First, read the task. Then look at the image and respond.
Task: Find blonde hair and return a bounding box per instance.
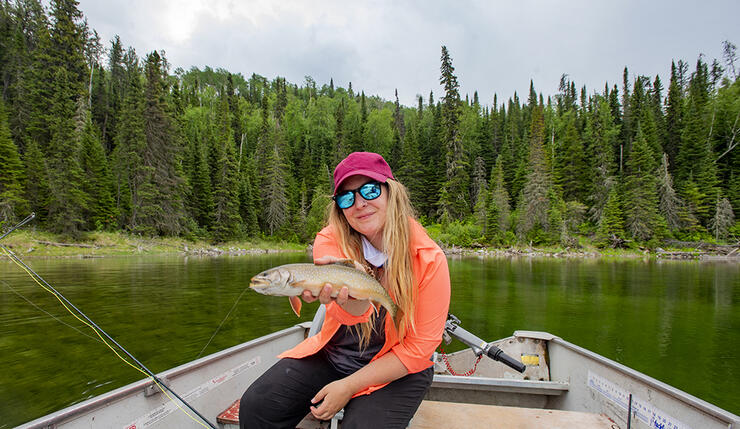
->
[327,179,417,348]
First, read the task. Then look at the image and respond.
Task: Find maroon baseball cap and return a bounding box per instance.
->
[333,152,394,195]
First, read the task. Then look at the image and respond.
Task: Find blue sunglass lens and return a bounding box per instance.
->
[335,192,355,209]
[359,183,381,200]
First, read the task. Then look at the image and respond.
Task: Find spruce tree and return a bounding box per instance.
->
[111,48,143,227]
[262,139,289,235]
[189,132,214,229]
[396,121,424,210]
[305,164,332,239]
[622,126,663,241]
[485,156,510,242]
[238,157,259,237]
[472,156,488,227]
[78,106,117,230]
[211,92,242,241]
[0,101,28,222]
[438,45,469,219]
[664,61,684,171]
[587,98,619,223]
[657,153,683,232]
[517,105,553,241]
[595,187,625,247]
[709,194,735,240]
[556,110,589,202]
[46,70,87,237]
[136,50,186,235]
[22,139,49,222]
[677,58,718,225]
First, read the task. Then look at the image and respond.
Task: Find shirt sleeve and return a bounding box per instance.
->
[391,250,451,373]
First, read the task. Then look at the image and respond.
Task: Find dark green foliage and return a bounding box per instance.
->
[517,105,554,240]
[210,92,241,242]
[439,46,470,219]
[78,108,117,230]
[133,51,187,236]
[0,100,28,222]
[709,194,735,240]
[657,153,683,232]
[664,61,684,171]
[111,48,143,227]
[1,3,737,246]
[587,98,619,222]
[22,138,49,221]
[622,127,664,241]
[485,156,510,242]
[595,188,625,247]
[556,111,589,202]
[46,74,87,237]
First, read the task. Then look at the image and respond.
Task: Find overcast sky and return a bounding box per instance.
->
[78,0,740,108]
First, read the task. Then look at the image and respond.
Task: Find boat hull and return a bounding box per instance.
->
[17,326,740,429]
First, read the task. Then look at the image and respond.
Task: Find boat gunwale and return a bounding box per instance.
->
[18,324,309,429]
[548,335,740,425]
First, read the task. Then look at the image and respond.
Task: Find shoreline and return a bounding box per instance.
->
[0,231,737,262]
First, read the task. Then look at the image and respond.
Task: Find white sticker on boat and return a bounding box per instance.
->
[124,356,261,429]
[588,371,692,429]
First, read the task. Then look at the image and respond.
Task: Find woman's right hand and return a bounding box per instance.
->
[301,283,350,306]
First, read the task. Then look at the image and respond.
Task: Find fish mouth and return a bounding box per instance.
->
[249,276,270,290]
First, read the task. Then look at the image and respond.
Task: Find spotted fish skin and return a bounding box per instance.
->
[249,263,397,319]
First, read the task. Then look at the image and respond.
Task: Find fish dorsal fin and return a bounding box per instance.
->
[329,259,356,269]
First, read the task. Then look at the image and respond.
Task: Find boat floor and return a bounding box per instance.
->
[219,399,617,429]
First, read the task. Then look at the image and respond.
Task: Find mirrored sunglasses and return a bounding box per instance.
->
[333,181,382,209]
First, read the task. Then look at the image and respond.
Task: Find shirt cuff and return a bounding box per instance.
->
[391,342,436,374]
[325,301,373,325]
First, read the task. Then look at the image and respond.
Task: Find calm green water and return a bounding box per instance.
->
[0,254,738,426]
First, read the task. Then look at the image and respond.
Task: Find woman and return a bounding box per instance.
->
[240,152,450,429]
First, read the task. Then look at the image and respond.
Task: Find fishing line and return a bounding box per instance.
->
[0,215,217,429]
[196,284,249,359]
[0,279,102,343]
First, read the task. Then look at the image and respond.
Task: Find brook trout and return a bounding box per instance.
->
[249,261,398,320]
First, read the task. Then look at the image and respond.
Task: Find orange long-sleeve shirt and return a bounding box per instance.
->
[277,218,450,396]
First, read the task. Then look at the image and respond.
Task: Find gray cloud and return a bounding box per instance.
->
[79,0,740,107]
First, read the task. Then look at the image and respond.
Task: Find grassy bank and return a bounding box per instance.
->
[0,230,306,258]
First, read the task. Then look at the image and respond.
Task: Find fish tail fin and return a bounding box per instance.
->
[391,303,401,332]
[289,296,302,317]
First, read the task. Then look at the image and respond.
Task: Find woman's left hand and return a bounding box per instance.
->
[310,379,355,421]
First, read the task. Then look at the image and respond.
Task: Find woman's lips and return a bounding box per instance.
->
[356,212,374,221]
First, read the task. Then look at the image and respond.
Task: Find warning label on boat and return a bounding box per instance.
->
[124,355,261,429]
[588,371,691,429]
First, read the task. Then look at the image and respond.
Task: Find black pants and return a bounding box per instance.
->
[239,352,433,429]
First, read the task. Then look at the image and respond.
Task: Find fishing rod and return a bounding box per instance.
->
[0,214,217,429]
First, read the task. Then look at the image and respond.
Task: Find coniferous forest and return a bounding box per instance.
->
[1,0,739,248]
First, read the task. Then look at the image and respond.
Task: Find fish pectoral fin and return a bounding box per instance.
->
[329,259,357,269]
[289,296,302,317]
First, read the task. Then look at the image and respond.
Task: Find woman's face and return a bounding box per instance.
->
[339,174,388,243]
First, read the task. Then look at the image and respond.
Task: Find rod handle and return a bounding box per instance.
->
[486,345,526,373]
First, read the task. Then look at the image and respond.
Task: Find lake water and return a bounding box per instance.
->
[0,253,738,426]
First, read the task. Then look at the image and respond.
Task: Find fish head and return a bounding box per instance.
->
[249,267,301,296]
